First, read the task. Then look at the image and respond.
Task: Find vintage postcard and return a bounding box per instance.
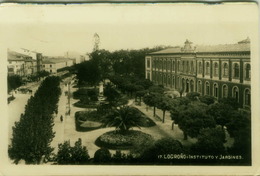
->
[0,2,259,175]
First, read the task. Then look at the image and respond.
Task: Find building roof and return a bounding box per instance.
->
[149,39,250,55]
[42,57,74,64]
[8,50,35,61]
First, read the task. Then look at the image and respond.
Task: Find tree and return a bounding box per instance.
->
[186,92,200,101]
[8,75,23,93]
[104,83,121,105]
[157,96,173,123]
[76,60,101,87]
[219,97,240,110]
[135,90,148,105]
[143,93,161,117]
[207,103,232,129]
[89,49,113,79]
[199,95,216,105]
[8,76,61,164]
[191,127,226,155]
[177,102,216,140]
[56,138,90,165]
[226,109,251,164]
[140,137,183,164]
[170,97,191,130]
[102,106,143,133]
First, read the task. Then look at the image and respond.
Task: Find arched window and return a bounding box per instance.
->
[178,61,180,71]
[187,61,189,73]
[190,80,194,92]
[222,84,228,98]
[172,76,175,87]
[182,78,185,90]
[205,62,210,75]
[172,61,175,71]
[168,75,171,86]
[214,63,219,77]
[163,74,167,85]
[213,83,218,98]
[146,72,150,80]
[223,63,228,77]
[198,62,202,74]
[245,64,251,80]
[167,60,171,71]
[158,73,163,84]
[205,82,210,95]
[244,89,251,106]
[164,60,167,70]
[197,81,202,93]
[233,63,240,78]
[191,61,194,73]
[147,59,150,68]
[232,87,239,102]
[182,61,185,72]
[186,80,190,93]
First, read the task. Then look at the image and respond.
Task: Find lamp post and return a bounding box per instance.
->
[68,81,70,115]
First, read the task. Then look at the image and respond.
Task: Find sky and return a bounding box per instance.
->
[0,3,258,56]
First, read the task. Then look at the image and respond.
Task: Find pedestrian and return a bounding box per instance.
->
[60,115,63,122]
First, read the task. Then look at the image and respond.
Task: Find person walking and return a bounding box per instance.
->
[60,115,63,122]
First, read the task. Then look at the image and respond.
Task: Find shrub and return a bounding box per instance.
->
[56,138,90,165]
[73,101,99,109]
[94,148,111,164]
[8,96,15,104]
[111,150,135,164]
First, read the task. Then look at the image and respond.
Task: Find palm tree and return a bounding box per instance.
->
[102,106,143,133]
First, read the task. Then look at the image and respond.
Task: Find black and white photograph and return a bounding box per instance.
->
[0,2,259,175]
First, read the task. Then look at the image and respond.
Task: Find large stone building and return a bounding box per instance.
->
[7,49,43,76]
[145,38,251,108]
[42,57,75,74]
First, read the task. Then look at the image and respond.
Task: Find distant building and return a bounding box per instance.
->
[42,57,75,73]
[145,38,250,108]
[64,51,88,64]
[7,49,43,76]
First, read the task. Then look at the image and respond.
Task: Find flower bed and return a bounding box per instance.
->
[95,130,154,150]
[73,101,99,109]
[75,111,103,132]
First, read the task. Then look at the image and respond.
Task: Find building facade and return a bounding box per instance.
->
[7,49,43,77]
[145,38,251,108]
[42,57,75,73]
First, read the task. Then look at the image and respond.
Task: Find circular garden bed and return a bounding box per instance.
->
[95,130,154,150]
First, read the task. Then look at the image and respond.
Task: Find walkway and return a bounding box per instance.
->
[130,101,197,146]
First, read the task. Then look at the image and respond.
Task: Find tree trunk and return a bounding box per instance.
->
[172,122,174,130]
[153,106,156,117]
[162,110,165,123]
[183,132,188,140]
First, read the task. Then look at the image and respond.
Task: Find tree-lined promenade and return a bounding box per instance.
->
[8,46,251,165]
[9,76,61,164]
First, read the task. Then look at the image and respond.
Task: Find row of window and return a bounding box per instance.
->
[198,62,251,79]
[148,72,250,106]
[197,81,250,106]
[147,58,251,80]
